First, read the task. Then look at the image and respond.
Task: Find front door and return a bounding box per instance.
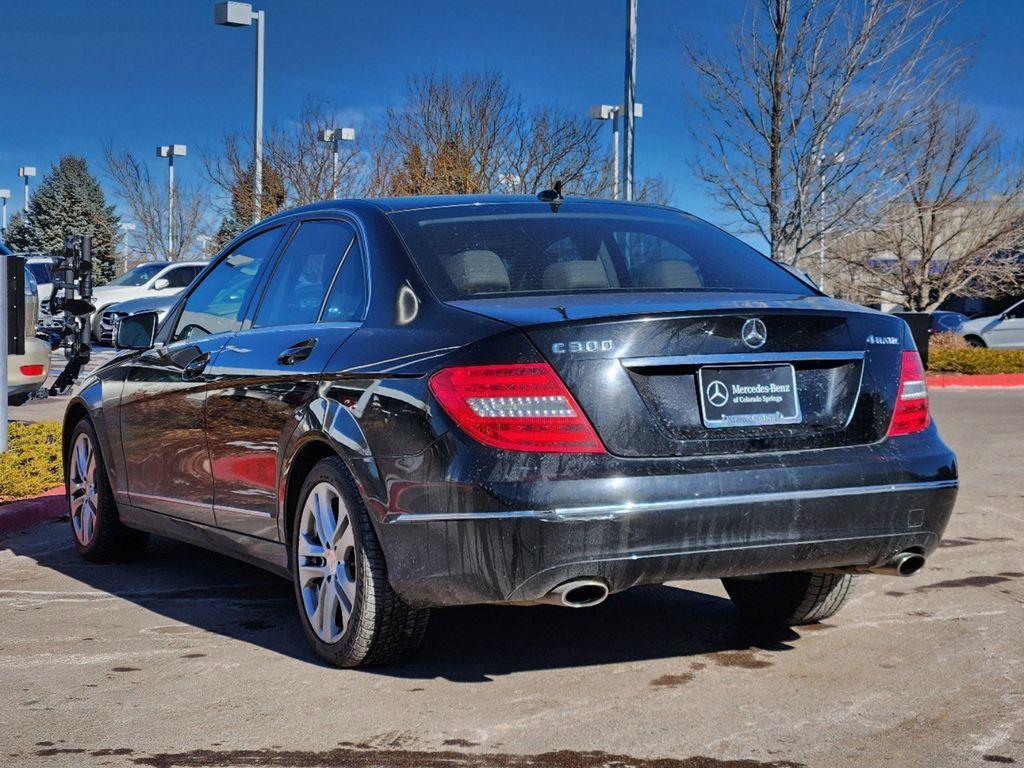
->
[988,301,1024,348]
[119,226,286,522]
[205,219,367,539]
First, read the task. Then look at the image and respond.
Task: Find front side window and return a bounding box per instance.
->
[1006,301,1024,320]
[173,228,282,342]
[254,220,355,328]
[388,203,813,300]
[162,265,202,288]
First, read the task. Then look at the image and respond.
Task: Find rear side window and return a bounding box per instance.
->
[321,239,366,323]
[254,220,355,328]
[389,204,812,300]
[173,227,282,342]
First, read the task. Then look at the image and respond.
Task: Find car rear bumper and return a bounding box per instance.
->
[372,429,958,607]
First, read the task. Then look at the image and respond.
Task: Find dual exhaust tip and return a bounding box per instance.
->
[542,552,926,608]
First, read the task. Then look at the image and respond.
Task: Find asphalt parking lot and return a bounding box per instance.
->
[1,389,1022,768]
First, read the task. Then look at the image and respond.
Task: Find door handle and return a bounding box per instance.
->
[277,338,317,366]
[181,352,211,381]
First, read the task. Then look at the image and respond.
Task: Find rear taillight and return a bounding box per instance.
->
[429,363,605,453]
[887,350,930,437]
[19,365,45,377]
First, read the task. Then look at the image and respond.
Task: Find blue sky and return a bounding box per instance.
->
[0,0,1021,245]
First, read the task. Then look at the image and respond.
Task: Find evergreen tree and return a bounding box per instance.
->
[8,156,120,284]
[2,211,33,251]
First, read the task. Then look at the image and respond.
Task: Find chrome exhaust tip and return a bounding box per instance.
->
[549,579,609,608]
[870,551,926,577]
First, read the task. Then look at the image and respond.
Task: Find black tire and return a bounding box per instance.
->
[291,456,429,667]
[965,336,986,348]
[66,418,149,563]
[723,571,854,626]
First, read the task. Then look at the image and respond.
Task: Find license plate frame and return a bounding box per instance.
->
[697,364,802,429]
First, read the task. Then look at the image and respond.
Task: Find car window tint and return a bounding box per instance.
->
[164,266,199,288]
[389,205,812,299]
[321,238,367,323]
[254,221,355,328]
[173,228,282,342]
[1007,302,1024,319]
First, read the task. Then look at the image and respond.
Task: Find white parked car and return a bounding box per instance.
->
[958,299,1024,348]
[90,261,206,342]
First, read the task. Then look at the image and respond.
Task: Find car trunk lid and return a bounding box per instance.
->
[449,292,907,457]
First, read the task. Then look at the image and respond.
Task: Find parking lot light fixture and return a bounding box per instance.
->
[215,2,265,224]
[0,189,10,230]
[119,222,136,271]
[589,105,620,199]
[156,146,187,255]
[317,127,356,198]
[18,166,36,211]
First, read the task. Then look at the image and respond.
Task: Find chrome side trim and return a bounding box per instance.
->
[387,479,958,524]
[621,351,864,369]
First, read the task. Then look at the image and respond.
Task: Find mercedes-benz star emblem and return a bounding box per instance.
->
[741,318,767,349]
[706,380,729,408]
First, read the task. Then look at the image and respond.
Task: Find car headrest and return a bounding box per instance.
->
[541,261,610,290]
[638,260,702,289]
[444,250,511,293]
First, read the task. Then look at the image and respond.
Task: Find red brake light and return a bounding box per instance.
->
[429,363,605,453]
[19,364,45,377]
[887,350,930,437]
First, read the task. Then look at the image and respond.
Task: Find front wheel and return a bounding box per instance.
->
[723,571,854,626]
[291,456,429,667]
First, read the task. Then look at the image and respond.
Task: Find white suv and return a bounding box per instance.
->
[90,261,206,343]
[958,299,1024,348]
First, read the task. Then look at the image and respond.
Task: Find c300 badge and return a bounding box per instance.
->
[551,340,614,354]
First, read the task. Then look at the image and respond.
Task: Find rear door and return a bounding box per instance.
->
[119,226,286,522]
[204,218,368,539]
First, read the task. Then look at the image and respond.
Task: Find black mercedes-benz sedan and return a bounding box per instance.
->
[62,194,958,666]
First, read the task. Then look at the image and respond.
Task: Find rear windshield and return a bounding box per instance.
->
[388,203,813,300]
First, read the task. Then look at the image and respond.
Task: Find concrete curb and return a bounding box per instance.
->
[0,486,66,537]
[928,373,1024,388]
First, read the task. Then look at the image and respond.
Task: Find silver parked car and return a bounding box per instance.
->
[958,299,1024,347]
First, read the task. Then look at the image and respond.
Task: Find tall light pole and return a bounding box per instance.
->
[197,234,213,255]
[119,222,136,273]
[215,2,265,224]
[317,127,355,199]
[589,105,620,199]
[157,145,187,255]
[816,151,844,292]
[623,0,638,201]
[589,103,642,200]
[0,189,10,230]
[18,166,36,211]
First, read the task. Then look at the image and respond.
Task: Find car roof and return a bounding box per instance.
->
[258,194,680,222]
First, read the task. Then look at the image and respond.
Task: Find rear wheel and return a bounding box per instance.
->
[66,419,149,562]
[723,571,854,626]
[291,456,429,667]
[965,335,986,348]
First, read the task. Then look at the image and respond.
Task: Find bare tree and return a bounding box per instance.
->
[686,0,960,264]
[830,101,1024,311]
[203,98,363,231]
[367,71,619,198]
[103,144,209,262]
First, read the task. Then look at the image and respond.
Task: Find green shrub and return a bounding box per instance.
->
[0,421,63,503]
[928,348,1024,375]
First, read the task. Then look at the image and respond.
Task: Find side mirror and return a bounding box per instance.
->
[152,278,170,290]
[115,311,159,350]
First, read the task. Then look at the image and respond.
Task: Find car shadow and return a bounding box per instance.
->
[4,522,802,682]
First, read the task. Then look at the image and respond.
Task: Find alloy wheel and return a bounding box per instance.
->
[68,433,98,546]
[297,481,357,643]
